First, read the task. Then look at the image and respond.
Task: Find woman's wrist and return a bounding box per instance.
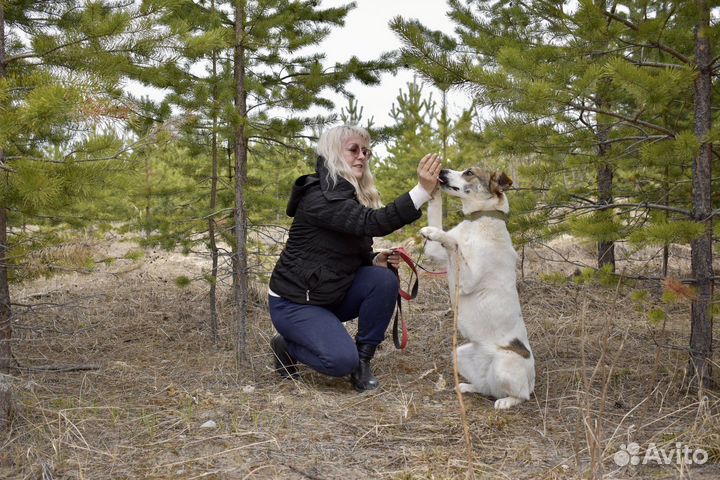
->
[409,183,433,209]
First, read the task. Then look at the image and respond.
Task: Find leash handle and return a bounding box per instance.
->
[386,246,447,350]
[392,247,419,300]
[388,247,418,350]
[391,294,409,350]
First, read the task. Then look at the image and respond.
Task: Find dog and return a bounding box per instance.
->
[420,167,535,409]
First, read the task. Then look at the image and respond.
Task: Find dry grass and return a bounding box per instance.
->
[1,238,719,479]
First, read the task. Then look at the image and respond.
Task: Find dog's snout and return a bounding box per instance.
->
[439,169,449,183]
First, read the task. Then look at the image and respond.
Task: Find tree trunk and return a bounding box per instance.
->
[0,207,10,375]
[663,165,670,277]
[208,15,220,344]
[689,0,714,389]
[0,206,14,431]
[0,1,12,374]
[596,162,615,270]
[227,142,233,180]
[440,88,449,226]
[595,87,615,272]
[233,1,249,365]
[0,375,13,431]
[144,156,152,238]
[0,2,16,431]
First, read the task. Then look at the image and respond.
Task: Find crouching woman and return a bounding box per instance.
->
[268,125,441,391]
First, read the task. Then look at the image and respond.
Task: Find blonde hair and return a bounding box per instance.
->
[316,125,382,208]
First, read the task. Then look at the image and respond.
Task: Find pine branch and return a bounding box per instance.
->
[5,2,165,66]
[250,135,309,152]
[7,210,110,223]
[578,202,691,217]
[531,241,595,271]
[199,208,234,220]
[11,136,155,164]
[570,102,677,137]
[5,35,101,64]
[602,10,689,64]
[708,207,720,219]
[628,60,685,69]
[602,9,641,32]
[600,135,668,145]
[517,185,692,217]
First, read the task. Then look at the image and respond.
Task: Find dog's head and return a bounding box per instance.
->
[439,167,513,214]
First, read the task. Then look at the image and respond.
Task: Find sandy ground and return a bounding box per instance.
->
[1,234,719,479]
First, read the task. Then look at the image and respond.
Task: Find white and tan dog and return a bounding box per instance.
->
[420,167,535,409]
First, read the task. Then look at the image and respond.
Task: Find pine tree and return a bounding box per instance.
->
[393,2,624,271]
[131,0,394,361]
[0,0,10,430]
[228,0,394,362]
[340,97,374,129]
[393,1,717,389]
[0,0,169,428]
[688,0,714,389]
[233,0,250,364]
[584,0,716,390]
[372,79,482,245]
[375,81,440,202]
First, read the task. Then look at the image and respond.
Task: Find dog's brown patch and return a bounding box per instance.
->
[465,166,512,198]
[499,338,531,359]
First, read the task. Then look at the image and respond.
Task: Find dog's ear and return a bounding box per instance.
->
[490,172,513,196]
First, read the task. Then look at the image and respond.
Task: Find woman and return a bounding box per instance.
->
[268,125,441,391]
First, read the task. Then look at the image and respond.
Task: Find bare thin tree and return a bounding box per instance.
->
[0,1,16,431]
[208,0,221,344]
[233,0,249,364]
[689,0,714,389]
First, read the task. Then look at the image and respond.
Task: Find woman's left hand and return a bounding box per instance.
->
[374,250,401,269]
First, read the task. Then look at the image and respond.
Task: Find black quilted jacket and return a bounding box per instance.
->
[269,157,422,306]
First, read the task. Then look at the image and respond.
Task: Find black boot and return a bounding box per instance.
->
[270,334,299,379]
[350,343,379,392]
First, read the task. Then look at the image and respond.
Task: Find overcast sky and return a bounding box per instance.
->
[319,0,464,127]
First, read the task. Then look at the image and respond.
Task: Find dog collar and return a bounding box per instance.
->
[466,210,507,221]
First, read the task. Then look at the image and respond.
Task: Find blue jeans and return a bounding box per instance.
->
[268,266,399,377]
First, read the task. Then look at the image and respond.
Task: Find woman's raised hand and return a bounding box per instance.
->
[417,153,442,195]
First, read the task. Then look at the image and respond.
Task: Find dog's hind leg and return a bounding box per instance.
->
[456,343,492,396]
[489,356,532,409]
[459,382,482,394]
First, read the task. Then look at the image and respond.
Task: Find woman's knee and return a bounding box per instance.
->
[370,266,400,291]
[321,348,359,377]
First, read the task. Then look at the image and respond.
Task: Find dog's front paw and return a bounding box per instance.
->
[420,226,443,242]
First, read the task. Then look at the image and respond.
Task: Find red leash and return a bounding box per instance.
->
[387,247,446,350]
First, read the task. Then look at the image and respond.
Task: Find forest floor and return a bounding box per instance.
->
[1,232,720,479]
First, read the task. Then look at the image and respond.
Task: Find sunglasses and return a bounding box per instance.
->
[347,144,372,159]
